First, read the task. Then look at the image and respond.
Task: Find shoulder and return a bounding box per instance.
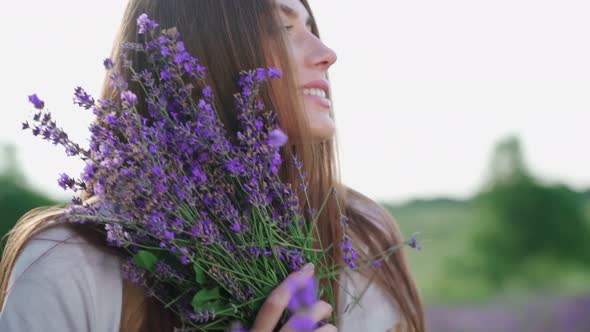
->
[338,271,401,332]
[0,221,123,331]
[6,221,124,291]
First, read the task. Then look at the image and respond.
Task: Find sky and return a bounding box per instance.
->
[0,0,588,204]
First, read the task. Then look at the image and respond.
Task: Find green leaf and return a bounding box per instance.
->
[204,300,225,312]
[193,262,206,285]
[191,287,221,309]
[133,250,158,272]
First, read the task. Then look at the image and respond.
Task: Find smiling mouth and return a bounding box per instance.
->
[301,92,331,109]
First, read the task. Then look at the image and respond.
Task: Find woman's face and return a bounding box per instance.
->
[276,0,338,140]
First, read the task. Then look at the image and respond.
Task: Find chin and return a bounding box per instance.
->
[310,126,335,141]
[305,106,336,140]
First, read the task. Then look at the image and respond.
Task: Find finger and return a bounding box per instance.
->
[302,300,333,322]
[251,263,315,332]
[315,323,338,332]
[281,301,333,332]
[281,314,314,332]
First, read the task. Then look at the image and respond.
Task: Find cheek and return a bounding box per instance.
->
[287,41,306,77]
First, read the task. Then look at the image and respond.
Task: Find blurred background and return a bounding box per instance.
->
[1,0,589,331]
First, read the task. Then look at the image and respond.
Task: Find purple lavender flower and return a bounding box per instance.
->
[73,86,95,110]
[267,67,283,79]
[186,309,216,323]
[28,94,44,109]
[109,71,129,92]
[267,128,288,148]
[137,13,159,34]
[180,255,190,265]
[103,57,115,70]
[190,164,207,183]
[202,85,213,100]
[31,126,40,136]
[297,276,318,307]
[105,223,129,247]
[288,315,316,332]
[121,90,138,108]
[154,261,183,283]
[225,158,245,176]
[122,257,147,285]
[288,275,319,312]
[285,276,322,332]
[57,173,76,191]
[407,231,422,251]
[341,236,358,269]
[269,151,282,174]
[160,68,172,80]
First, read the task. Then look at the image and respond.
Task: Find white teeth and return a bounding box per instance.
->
[301,88,327,99]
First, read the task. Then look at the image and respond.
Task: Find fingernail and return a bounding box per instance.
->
[299,263,314,275]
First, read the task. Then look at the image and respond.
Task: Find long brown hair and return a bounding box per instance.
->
[0,1,424,331]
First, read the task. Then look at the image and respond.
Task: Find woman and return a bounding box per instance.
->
[0,0,425,331]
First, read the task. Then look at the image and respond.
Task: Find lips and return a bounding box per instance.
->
[302,93,331,109]
[299,79,330,95]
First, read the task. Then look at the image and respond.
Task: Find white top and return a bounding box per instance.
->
[0,223,400,331]
[338,272,401,332]
[0,223,123,331]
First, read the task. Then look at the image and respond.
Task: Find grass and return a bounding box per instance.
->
[381,195,590,304]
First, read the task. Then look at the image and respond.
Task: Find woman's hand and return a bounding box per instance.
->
[250,263,337,332]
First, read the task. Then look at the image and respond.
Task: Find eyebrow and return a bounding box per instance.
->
[278,3,314,28]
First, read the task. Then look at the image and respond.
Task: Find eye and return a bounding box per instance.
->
[284,25,294,32]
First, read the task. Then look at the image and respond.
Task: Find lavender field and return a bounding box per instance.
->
[388,191,590,332]
[425,292,590,331]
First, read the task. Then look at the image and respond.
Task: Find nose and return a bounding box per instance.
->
[307,38,338,71]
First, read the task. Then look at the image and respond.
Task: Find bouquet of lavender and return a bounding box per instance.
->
[22,14,420,331]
